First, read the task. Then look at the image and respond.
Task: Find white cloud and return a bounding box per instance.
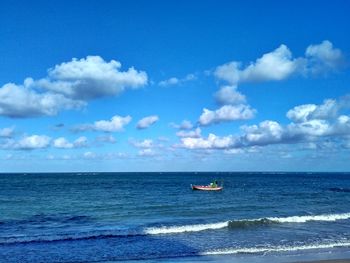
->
[53,136,88,149]
[287,99,339,123]
[214,41,343,86]
[170,120,194,130]
[181,133,235,149]
[224,148,244,155]
[136,115,159,129]
[0,127,14,137]
[199,105,255,126]
[215,45,301,85]
[138,148,156,156]
[240,45,300,82]
[242,120,284,146]
[131,139,154,148]
[176,127,201,138]
[159,74,196,87]
[6,135,51,150]
[286,104,317,123]
[215,62,241,85]
[95,134,116,144]
[74,115,131,132]
[182,95,350,151]
[0,83,85,118]
[159,77,179,86]
[333,115,350,135]
[214,85,246,105]
[0,56,147,118]
[287,119,331,137]
[305,40,344,74]
[37,56,148,100]
[94,115,132,132]
[73,136,88,147]
[83,151,96,159]
[53,137,73,149]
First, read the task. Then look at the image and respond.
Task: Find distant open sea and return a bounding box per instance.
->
[1,172,350,263]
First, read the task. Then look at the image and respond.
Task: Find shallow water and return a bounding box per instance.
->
[0,172,350,262]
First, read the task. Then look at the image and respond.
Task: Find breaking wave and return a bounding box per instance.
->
[145,212,350,235]
[202,241,350,255]
[144,221,228,235]
[2,212,350,245]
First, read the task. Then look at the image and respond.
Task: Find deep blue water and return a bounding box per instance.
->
[1,172,350,262]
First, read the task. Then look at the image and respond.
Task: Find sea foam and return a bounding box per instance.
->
[145,212,350,235]
[202,241,350,255]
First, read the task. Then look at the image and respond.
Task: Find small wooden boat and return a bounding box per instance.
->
[191,184,223,191]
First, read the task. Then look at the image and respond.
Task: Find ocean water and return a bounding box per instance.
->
[0,172,350,262]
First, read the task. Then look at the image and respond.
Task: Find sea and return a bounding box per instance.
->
[1,172,350,263]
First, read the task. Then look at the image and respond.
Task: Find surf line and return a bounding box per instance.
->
[144,212,350,235]
[202,241,350,255]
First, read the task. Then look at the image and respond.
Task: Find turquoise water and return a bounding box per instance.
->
[1,172,350,262]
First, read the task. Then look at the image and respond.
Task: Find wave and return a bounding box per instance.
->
[144,221,228,235]
[146,212,350,235]
[2,212,350,245]
[265,213,350,223]
[202,241,350,255]
[0,231,145,245]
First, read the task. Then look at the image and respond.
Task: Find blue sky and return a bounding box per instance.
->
[0,0,350,172]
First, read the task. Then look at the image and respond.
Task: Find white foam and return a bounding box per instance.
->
[266,213,350,223]
[144,221,229,235]
[143,212,350,235]
[202,241,350,255]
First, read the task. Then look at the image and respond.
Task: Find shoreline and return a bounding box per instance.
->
[295,260,350,263]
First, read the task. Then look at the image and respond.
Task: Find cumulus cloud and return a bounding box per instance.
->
[239,110,349,148]
[0,83,85,118]
[240,44,300,82]
[136,115,159,129]
[214,40,343,86]
[181,133,235,149]
[0,127,14,137]
[199,105,256,126]
[73,136,88,147]
[18,135,51,150]
[53,137,73,149]
[53,136,88,149]
[158,74,196,87]
[170,120,194,130]
[287,119,331,138]
[287,99,339,123]
[242,121,284,146]
[74,115,132,132]
[95,134,116,144]
[0,56,147,118]
[214,62,241,85]
[37,56,148,100]
[176,127,201,138]
[2,135,51,150]
[138,148,156,156]
[214,85,246,105]
[130,139,154,148]
[305,40,344,74]
[215,45,301,85]
[95,115,132,132]
[181,95,350,150]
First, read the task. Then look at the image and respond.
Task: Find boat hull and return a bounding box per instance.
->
[191,185,223,191]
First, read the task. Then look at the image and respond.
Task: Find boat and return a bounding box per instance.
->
[191,184,223,191]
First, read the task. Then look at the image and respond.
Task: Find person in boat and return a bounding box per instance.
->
[210,180,218,188]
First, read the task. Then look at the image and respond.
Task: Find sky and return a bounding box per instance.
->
[0,0,350,172]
